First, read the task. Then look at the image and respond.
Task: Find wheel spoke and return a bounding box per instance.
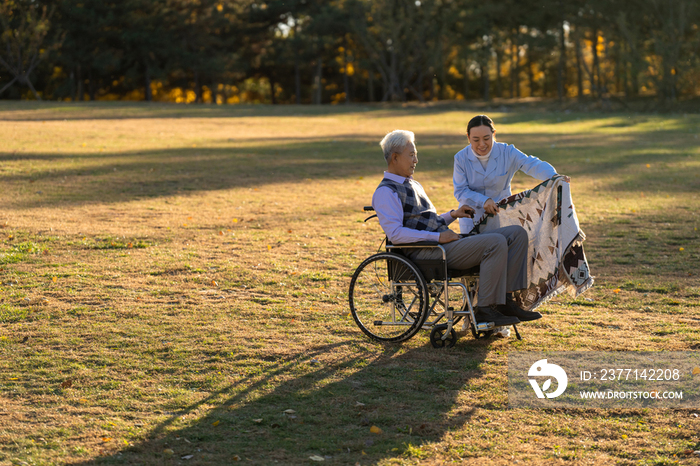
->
[349,253,428,342]
[397,296,420,323]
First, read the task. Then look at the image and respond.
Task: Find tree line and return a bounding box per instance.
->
[1,0,698,105]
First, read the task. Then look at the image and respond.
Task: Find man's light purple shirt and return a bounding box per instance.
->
[371,171,456,244]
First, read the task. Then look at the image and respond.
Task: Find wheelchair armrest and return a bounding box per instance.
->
[386,241,440,248]
[386,242,446,263]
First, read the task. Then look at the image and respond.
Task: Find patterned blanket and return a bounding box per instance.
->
[472,176,594,311]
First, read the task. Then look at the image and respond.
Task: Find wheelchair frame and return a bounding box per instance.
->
[348,207,522,347]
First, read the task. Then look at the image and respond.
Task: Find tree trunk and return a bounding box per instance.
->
[416,68,423,100]
[269,74,277,104]
[211,82,218,104]
[381,73,388,102]
[495,49,502,98]
[194,71,202,103]
[439,53,447,100]
[591,30,600,98]
[221,85,229,104]
[314,59,322,105]
[368,69,374,102]
[557,21,566,102]
[613,39,621,95]
[428,68,435,101]
[20,74,41,100]
[77,64,84,101]
[88,69,96,101]
[389,47,403,101]
[514,43,521,97]
[294,24,301,104]
[527,49,535,97]
[630,50,639,97]
[542,66,549,97]
[463,62,469,100]
[0,76,19,97]
[69,69,76,101]
[575,34,584,101]
[623,52,630,98]
[294,59,301,104]
[600,37,608,96]
[482,61,490,101]
[351,66,357,103]
[510,37,517,98]
[626,62,636,100]
[343,39,350,103]
[144,62,152,102]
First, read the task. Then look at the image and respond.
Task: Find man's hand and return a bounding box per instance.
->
[451,205,475,218]
[484,198,500,215]
[439,230,460,243]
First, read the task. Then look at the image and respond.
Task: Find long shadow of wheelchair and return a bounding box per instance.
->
[78,339,493,465]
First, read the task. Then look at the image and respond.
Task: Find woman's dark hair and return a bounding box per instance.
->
[467,115,495,136]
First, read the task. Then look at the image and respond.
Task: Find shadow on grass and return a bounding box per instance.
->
[1,133,465,211]
[497,111,700,128]
[7,97,697,123]
[0,101,485,122]
[77,340,489,465]
[3,105,698,211]
[3,126,698,211]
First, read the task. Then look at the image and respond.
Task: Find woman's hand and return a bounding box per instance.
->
[561,175,571,183]
[451,205,475,218]
[483,198,500,215]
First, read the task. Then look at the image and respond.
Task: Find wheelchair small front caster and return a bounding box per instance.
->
[430,324,457,348]
[476,329,494,339]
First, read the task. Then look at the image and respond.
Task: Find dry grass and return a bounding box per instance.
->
[0,101,699,465]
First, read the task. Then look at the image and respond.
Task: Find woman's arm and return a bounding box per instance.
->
[509,145,558,180]
[453,151,490,208]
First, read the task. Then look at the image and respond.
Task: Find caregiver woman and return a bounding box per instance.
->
[453,114,570,234]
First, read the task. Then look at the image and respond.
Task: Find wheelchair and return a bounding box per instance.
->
[348,206,522,348]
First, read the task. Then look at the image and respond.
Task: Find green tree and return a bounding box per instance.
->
[0,0,59,99]
[616,0,698,103]
[53,0,124,101]
[348,0,442,102]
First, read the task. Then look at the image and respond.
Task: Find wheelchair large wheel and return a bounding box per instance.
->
[349,253,429,342]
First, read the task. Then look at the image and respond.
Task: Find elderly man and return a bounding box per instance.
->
[372,130,542,326]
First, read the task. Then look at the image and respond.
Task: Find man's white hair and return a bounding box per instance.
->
[379,130,415,162]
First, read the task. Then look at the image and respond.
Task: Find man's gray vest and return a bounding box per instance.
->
[378,178,448,234]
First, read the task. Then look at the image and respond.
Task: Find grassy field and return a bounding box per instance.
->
[1,101,699,465]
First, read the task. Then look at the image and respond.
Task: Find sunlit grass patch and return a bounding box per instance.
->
[0,241,48,265]
[81,237,152,250]
[0,303,29,323]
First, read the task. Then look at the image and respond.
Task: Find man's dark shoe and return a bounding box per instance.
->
[500,299,542,322]
[474,305,520,326]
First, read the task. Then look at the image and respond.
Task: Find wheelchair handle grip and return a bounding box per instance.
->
[364,206,375,212]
